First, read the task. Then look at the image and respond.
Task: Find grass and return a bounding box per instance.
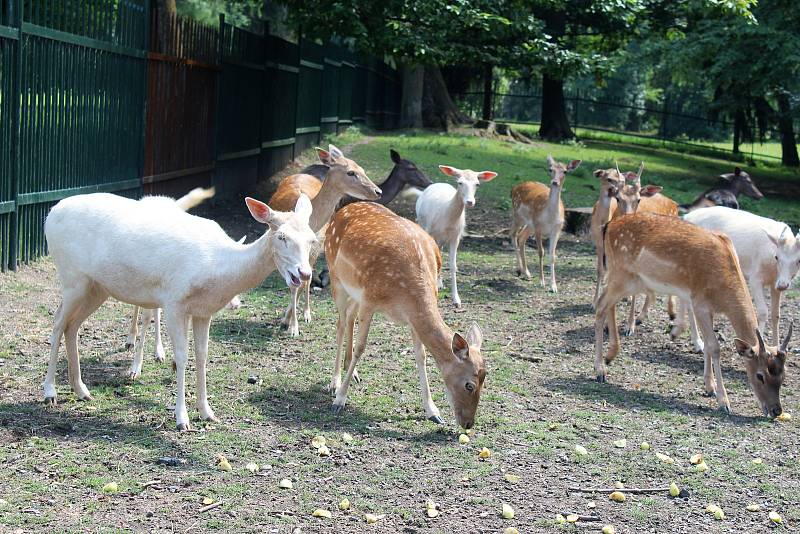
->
[0,127,798,532]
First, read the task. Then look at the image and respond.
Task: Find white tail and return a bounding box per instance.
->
[400,186,424,200]
[174,186,216,211]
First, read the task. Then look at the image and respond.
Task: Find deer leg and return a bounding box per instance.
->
[517,226,531,279]
[695,308,728,412]
[330,295,356,394]
[449,237,461,307]
[535,230,545,287]
[595,280,624,381]
[332,309,374,414]
[44,283,92,403]
[593,247,605,309]
[666,295,677,321]
[770,286,781,345]
[164,310,191,431]
[192,315,218,422]
[411,328,442,424]
[303,280,312,323]
[547,229,560,293]
[750,280,768,334]
[636,291,655,326]
[129,307,153,380]
[625,294,638,336]
[126,306,140,349]
[687,301,704,354]
[64,283,108,401]
[510,212,520,252]
[153,308,166,362]
[282,285,301,337]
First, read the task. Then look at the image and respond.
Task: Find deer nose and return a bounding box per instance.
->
[465,200,475,208]
[299,268,312,281]
[373,186,382,196]
[777,282,790,291]
[462,420,474,430]
[771,405,783,418]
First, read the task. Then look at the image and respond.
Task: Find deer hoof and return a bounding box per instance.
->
[704,390,716,398]
[176,422,192,432]
[623,328,634,337]
[128,371,140,381]
[330,403,344,416]
[44,396,57,405]
[635,318,643,326]
[595,374,607,383]
[125,341,134,350]
[428,415,444,425]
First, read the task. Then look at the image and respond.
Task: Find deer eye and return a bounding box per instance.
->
[756,372,766,384]
[277,235,287,243]
[347,170,355,176]
[465,382,475,392]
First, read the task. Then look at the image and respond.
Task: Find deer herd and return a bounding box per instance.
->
[40,142,796,431]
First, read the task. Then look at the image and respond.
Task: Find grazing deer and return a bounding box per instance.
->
[268,144,380,336]
[595,212,790,417]
[510,156,581,292]
[682,206,800,344]
[680,167,764,212]
[44,193,317,430]
[325,202,487,428]
[415,165,497,307]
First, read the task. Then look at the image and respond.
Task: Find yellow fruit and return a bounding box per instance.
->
[426,508,439,518]
[501,503,515,519]
[101,482,118,494]
[504,528,520,534]
[567,514,579,523]
[602,526,616,534]
[695,461,710,472]
[548,422,559,431]
[458,434,470,445]
[555,514,566,524]
[746,504,760,512]
[504,473,520,484]
[245,462,259,473]
[365,513,379,524]
[278,478,293,489]
[478,447,491,459]
[202,497,214,505]
[609,491,626,503]
[342,432,354,444]
[640,442,650,450]
[714,508,725,520]
[318,445,331,457]
[614,481,624,489]
[655,452,674,464]
[613,439,627,448]
[690,453,703,465]
[217,456,232,472]
[669,482,680,497]
[311,436,326,449]
[574,445,588,456]
[769,511,782,523]
[339,498,350,511]
[706,503,720,514]
[752,458,763,465]
[312,509,332,518]
[775,412,791,422]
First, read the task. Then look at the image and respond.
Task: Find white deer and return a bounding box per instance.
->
[414,165,497,307]
[44,192,316,430]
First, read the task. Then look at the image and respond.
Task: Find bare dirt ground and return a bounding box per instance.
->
[1,140,799,534]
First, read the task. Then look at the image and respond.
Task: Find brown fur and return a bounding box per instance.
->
[268,174,322,212]
[511,182,563,221]
[325,202,486,428]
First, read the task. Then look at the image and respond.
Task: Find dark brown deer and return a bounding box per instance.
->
[680,167,764,212]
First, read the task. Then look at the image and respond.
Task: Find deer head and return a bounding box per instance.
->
[720,167,764,200]
[442,323,487,429]
[735,325,791,417]
[439,165,497,208]
[766,227,800,291]
[614,162,662,214]
[546,155,581,187]
[319,144,381,200]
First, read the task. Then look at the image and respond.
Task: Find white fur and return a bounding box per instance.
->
[43,192,316,430]
[683,206,800,343]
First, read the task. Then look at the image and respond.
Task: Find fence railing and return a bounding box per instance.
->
[0,2,401,271]
[454,91,791,163]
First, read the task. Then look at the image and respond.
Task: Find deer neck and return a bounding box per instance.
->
[309,181,343,232]
[596,191,614,220]
[545,183,562,218]
[410,310,457,371]
[214,232,277,297]
[375,166,403,205]
[447,188,466,220]
[722,281,760,347]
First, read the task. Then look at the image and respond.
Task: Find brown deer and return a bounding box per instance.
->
[590,168,625,304]
[325,202,486,429]
[268,145,380,336]
[595,212,790,417]
[510,156,581,293]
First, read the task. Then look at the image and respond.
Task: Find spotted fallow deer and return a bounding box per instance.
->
[325,202,487,429]
[510,156,581,293]
[590,168,625,304]
[268,144,380,336]
[609,164,679,335]
[595,212,790,417]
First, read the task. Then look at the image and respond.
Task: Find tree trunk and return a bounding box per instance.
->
[539,73,574,141]
[422,66,470,130]
[399,66,424,129]
[482,64,493,121]
[159,0,176,13]
[776,93,799,167]
[733,108,745,154]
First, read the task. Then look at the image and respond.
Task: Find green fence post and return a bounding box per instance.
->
[9,0,22,271]
[138,0,150,198]
[213,13,224,190]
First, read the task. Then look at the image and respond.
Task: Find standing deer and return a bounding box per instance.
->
[268,144,380,336]
[595,212,790,417]
[680,167,764,212]
[415,165,497,307]
[325,202,487,428]
[44,193,317,430]
[590,168,625,304]
[510,156,581,292]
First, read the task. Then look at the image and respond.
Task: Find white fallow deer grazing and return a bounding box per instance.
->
[415,165,497,307]
[510,156,581,292]
[268,144,380,336]
[44,192,317,430]
[595,212,790,417]
[680,206,800,345]
[325,202,487,428]
[608,164,679,335]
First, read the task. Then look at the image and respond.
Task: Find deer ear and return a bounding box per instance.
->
[451,332,469,360]
[294,193,313,222]
[390,149,401,164]
[734,338,755,358]
[477,171,497,182]
[546,154,555,168]
[640,185,662,197]
[315,147,332,165]
[466,322,483,349]
[439,165,460,177]
[623,171,638,181]
[567,159,581,171]
[734,167,742,176]
[245,197,272,224]
[328,144,345,162]
[593,169,606,178]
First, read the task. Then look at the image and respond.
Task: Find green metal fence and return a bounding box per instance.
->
[0,4,401,271]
